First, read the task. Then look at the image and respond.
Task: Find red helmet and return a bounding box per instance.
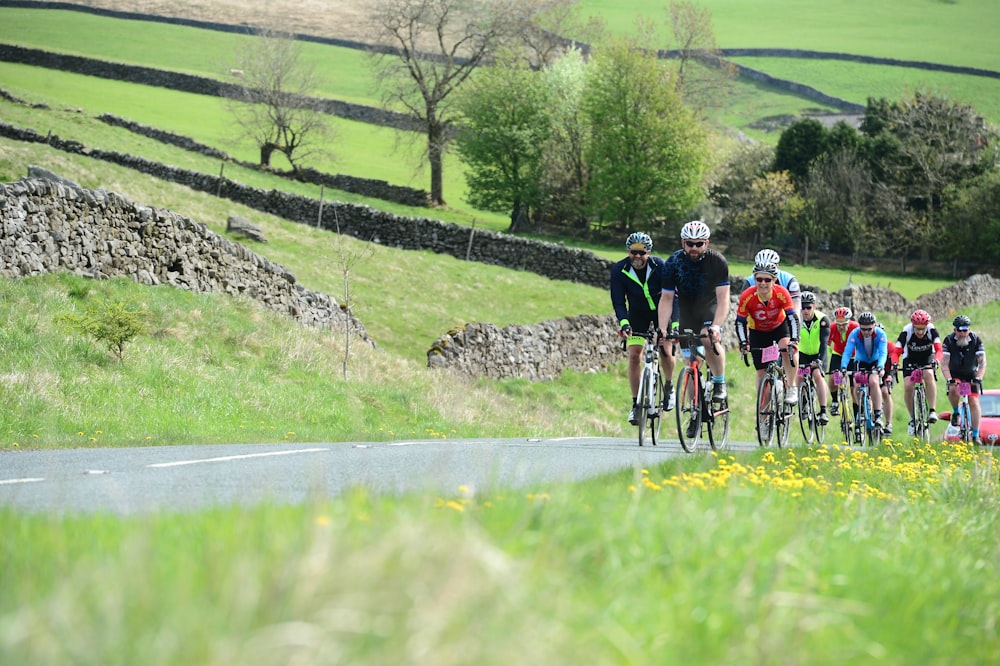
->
[833,306,853,323]
[910,309,930,326]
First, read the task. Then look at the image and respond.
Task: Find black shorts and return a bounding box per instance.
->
[678,302,718,336]
[799,352,824,371]
[950,373,983,395]
[829,353,844,375]
[748,321,791,370]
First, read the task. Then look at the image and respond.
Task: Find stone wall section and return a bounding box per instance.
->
[0,178,371,342]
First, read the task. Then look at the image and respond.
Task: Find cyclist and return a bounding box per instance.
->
[735,261,799,403]
[611,231,675,425]
[742,249,802,391]
[840,311,889,429]
[797,291,831,424]
[897,309,942,436]
[658,220,731,404]
[941,314,987,443]
[827,306,858,417]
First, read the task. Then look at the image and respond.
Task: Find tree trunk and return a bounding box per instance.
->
[428,122,445,206]
[803,235,810,266]
[260,142,276,167]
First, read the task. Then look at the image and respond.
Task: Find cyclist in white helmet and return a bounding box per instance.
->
[611,232,678,425]
[658,220,731,402]
[743,248,802,393]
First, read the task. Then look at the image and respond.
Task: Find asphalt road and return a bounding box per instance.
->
[0,436,758,515]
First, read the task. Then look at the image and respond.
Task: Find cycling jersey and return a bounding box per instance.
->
[829,320,859,355]
[610,255,676,337]
[735,284,796,332]
[942,331,985,379]
[840,326,888,370]
[799,311,830,363]
[661,248,730,304]
[896,323,942,369]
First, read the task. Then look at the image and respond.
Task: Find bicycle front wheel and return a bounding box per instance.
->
[913,385,930,443]
[649,371,666,446]
[637,368,651,447]
[707,383,730,451]
[676,367,701,452]
[838,386,851,443]
[756,373,777,447]
[798,380,816,444]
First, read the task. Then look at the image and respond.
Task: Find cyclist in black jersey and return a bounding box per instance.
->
[897,309,942,435]
[611,232,677,425]
[657,220,731,401]
[942,314,988,443]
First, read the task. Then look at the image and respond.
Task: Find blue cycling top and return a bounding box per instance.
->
[840,326,889,370]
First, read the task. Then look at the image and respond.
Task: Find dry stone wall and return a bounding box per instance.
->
[0,178,370,341]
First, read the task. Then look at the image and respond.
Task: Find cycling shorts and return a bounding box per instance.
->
[748,321,791,371]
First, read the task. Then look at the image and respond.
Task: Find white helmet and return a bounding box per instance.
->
[680,220,710,240]
[755,248,780,266]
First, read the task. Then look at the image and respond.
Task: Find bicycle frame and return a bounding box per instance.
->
[748,344,794,448]
[635,327,666,447]
[853,371,881,446]
[908,365,936,443]
[832,370,852,443]
[671,329,729,453]
[797,364,825,444]
[955,381,975,445]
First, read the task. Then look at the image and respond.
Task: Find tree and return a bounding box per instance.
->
[454,52,552,231]
[803,149,873,257]
[368,0,528,206]
[664,0,737,112]
[724,170,801,252]
[582,37,707,231]
[227,27,331,172]
[772,118,827,187]
[861,92,998,260]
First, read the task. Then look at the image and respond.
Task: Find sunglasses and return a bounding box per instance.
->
[860,327,874,333]
[755,277,773,283]
[801,305,813,310]
[684,241,705,248]
[629,250,647,256]
[956,327,970,332]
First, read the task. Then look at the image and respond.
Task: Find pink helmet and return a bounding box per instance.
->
[910,309,931,326]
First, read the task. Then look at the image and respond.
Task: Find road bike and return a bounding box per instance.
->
[832,370,852,443]
[633,325,667,447]
[797,363,825,444]
[669,329,730,453]
[908,364,937,443]
[950,379,980,445]
[852,369,882,446]
[746,344,794,448]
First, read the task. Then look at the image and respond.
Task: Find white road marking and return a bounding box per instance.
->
[147,448,327,468]
[0,477,45,485]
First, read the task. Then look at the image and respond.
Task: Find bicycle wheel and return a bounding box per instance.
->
[862,394,877,447]
[649,370,666,446]
[913,385,930,443]
[637,368,651,447]
[798,380,816,444]
[676,367,701,452]
[756,372,777,447]
[960,402,974,444]
[778,387,792,448]
[707,376,730,451]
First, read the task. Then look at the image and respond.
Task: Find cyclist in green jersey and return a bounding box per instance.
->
[797,291,831,425]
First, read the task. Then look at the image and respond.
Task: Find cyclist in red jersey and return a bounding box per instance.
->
[736,261,800,403]
[827,306,859,416]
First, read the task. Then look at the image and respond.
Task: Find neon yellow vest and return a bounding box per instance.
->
[799,311,827,356]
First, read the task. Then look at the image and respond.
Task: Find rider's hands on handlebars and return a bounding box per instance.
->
[619,324,631,338]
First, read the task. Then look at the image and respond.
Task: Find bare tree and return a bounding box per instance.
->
[664,1,736,112]
[367,0,531,206]
[227,27,332,173]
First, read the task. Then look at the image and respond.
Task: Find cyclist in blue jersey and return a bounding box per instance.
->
[658,220,731,401]
[840,311,889,429]
[611,232,678,425]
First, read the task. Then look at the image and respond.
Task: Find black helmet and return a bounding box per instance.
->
[800,291,816,306]
[857,311,876,326]
[953,314,971,329]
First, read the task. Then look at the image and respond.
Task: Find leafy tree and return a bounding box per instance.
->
[860,92,998,259]
[536,48,591,232]
[725,170,801,251]
[773,118,827,187]
[582,37,707,231]
[454,53,552,231]
[803,148,873,256]
[367,0,528,206]
[56,299,149,363]
[227,27,331,172]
